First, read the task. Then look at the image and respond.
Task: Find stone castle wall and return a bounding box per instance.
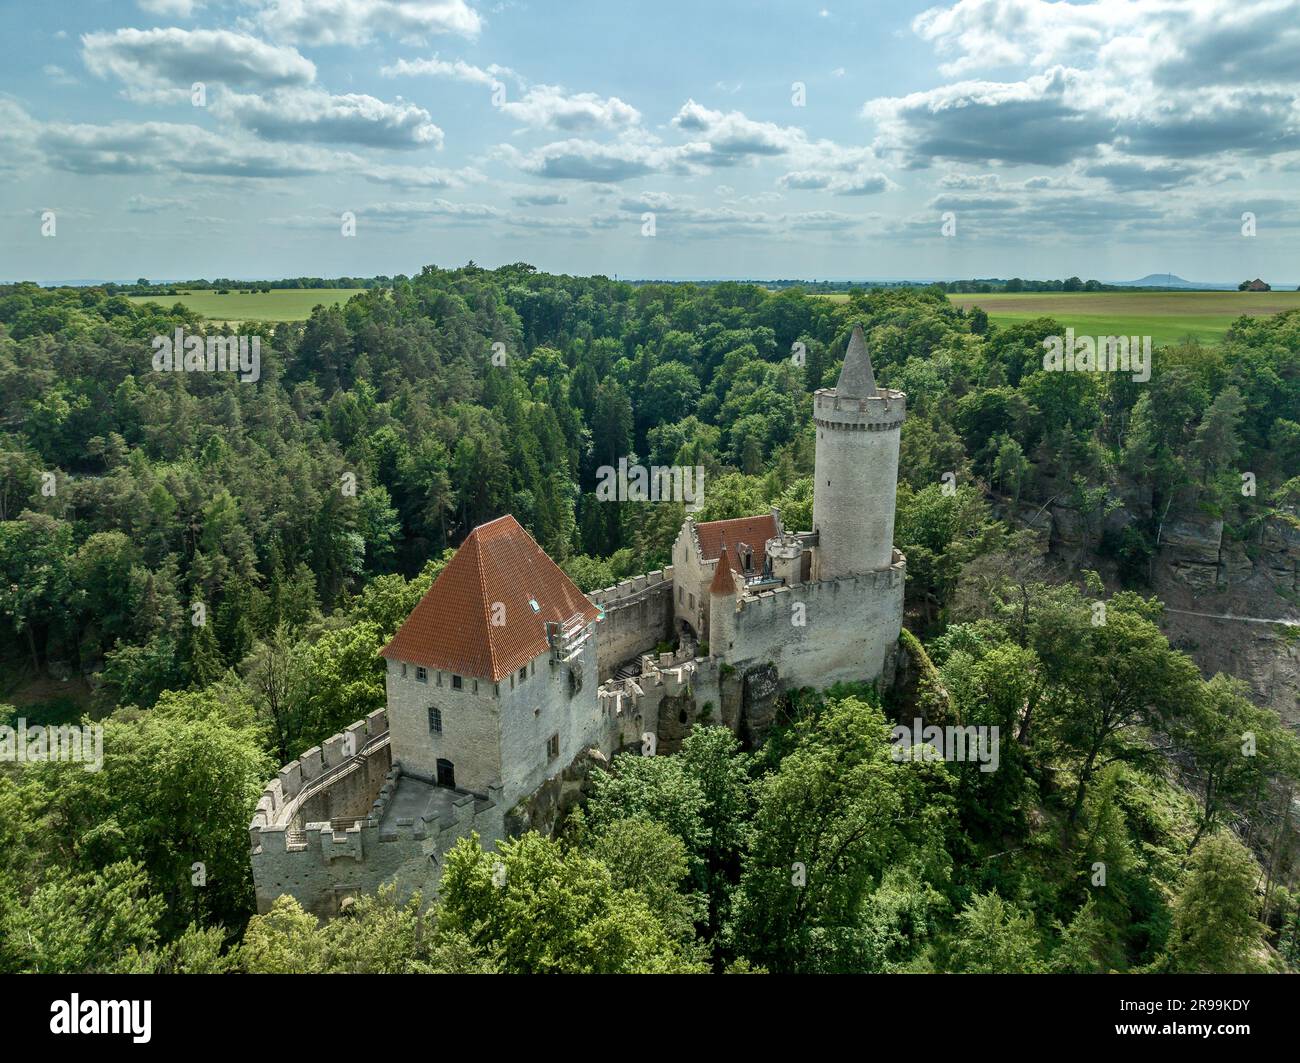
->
[385,659,503,799]
[254,708,391,827]
[497,632,615,812]
[251,768,505,919]
[590,568,675,680]
[725,553,906,691]
[249,709,507,918]
[671,523,710,638]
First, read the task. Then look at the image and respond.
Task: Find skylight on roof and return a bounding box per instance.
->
[529,599,540,613]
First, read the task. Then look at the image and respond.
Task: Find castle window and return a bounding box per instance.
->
[416,666,428,684]
[547,733,560,761]
[401,662,408,678]
[689,593,695,610]
[452,674,462,690]
[519,665,527,683]
[678,587,683,604]
[427,707,442,734]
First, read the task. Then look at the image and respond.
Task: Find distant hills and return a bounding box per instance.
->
[1114,274,1236,290]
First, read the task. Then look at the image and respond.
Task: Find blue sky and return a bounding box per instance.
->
[3,0,1298,283]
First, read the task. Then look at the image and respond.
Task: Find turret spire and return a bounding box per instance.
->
[710,538,738,596]
[836,323,877,398]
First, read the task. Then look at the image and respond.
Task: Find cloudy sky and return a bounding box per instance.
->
[3,0,1298,283]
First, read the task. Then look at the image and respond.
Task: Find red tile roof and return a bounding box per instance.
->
[380,515,599,682]
[695,513,777,563]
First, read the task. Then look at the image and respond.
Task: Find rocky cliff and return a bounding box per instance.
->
[1012,499,1300,726]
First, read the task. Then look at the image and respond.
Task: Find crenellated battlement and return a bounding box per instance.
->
[590,566,674,607]
[250,711,506,916]
[249,708,390,848]
[591,568,676,681]
[735,551,906,616]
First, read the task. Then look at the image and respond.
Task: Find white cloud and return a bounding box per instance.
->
[0,101,43,175]
[500,85,640,132]
[671,100,803,161]
[215,88,444,149]
[253,0,481,46]
[39,118,342,178]
[937,170,1000,189]
[82,28,316,98]
[779,168,893,196]
[385,59,637,131]
[360,162,480,188]
[502,138,705,182]
[511,191,569,206]
[886,0,1300,174]
[137,0,201,14]
[125,193,190,212]
[363,199,502,222]
[380,55,516,87]
[43,64,79,86]
[866,67,1115,166]
[912,0,1122,77]
[618,191,694,212]
[671,100,881,176]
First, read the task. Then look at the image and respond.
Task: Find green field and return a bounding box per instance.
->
[816,290,1300,346]
[128,287,368,322]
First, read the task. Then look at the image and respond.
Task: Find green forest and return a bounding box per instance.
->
[1,264,1299,973]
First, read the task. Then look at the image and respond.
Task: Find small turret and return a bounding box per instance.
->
[766,532,804,587]
[709,539,739,597]
[707,539,739,653]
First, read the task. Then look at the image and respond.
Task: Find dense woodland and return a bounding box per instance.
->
[1,264,1298,973]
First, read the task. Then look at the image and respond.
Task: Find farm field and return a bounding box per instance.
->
[128,287,368,322]
[815,290,1300,346]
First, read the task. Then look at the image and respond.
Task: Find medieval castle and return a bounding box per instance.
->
[249,325,907,916]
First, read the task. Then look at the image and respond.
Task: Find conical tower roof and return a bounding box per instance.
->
[710,539,739,596]
[836,323,878,398]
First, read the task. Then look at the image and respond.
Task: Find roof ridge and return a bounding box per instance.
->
[468,528,498,680]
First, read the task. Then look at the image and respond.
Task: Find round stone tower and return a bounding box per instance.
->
[707,539,739,654]
[811,324,906,580]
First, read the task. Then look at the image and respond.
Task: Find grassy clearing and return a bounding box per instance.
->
[128,287,368,322]
[809,290,1300,346]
